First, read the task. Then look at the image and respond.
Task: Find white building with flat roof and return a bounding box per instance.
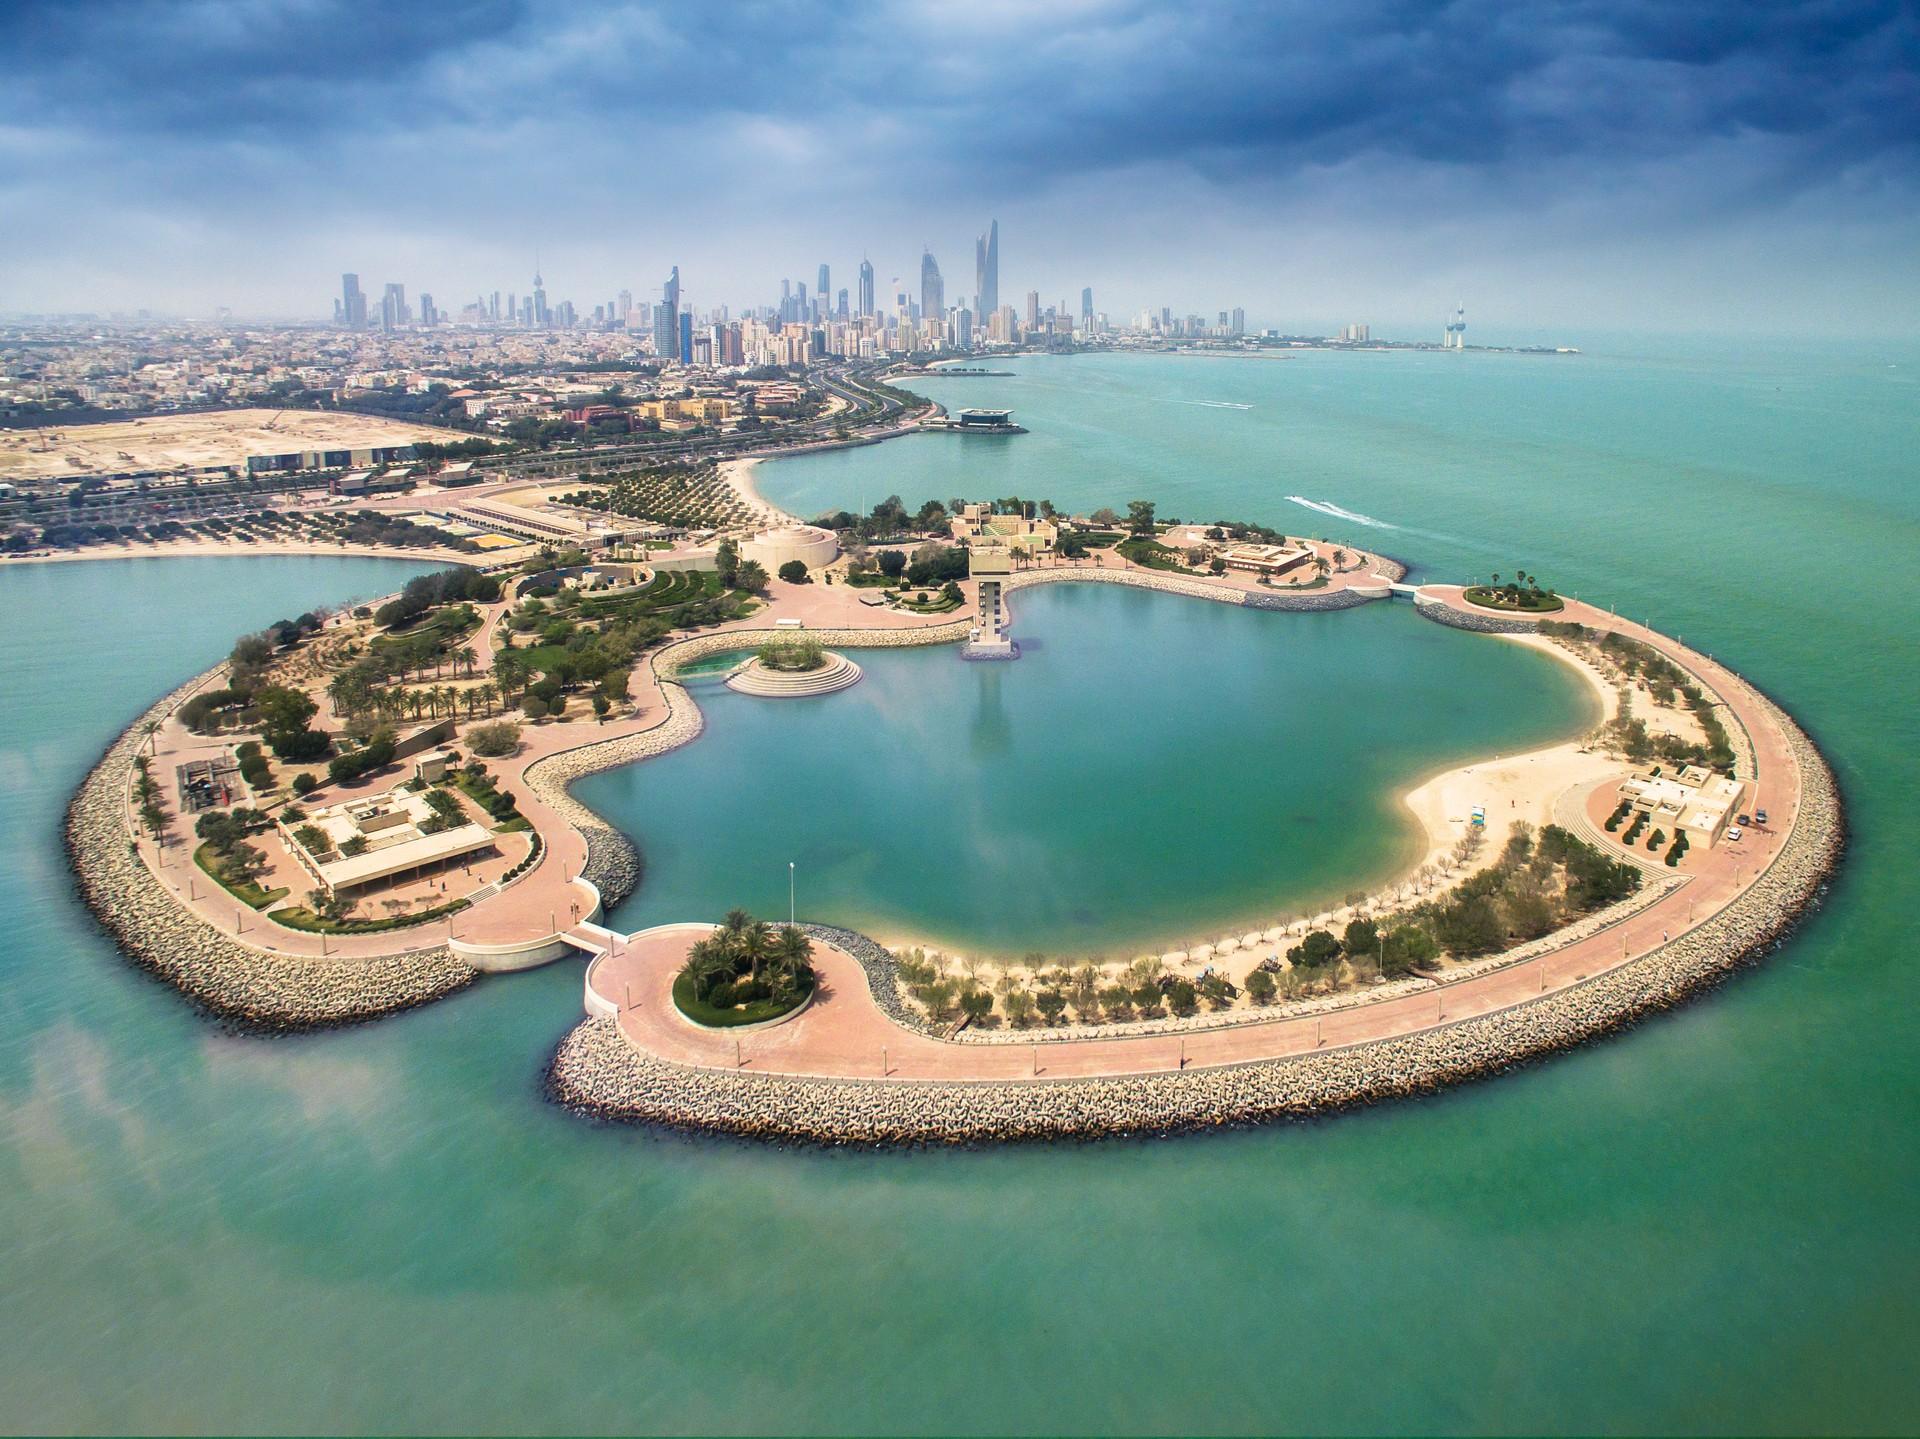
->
[281,785,494,894]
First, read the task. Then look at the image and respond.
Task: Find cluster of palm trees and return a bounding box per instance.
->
[327,672,505,726]
[680,909,816,1010]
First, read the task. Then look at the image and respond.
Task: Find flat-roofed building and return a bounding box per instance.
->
[1618,765,1748,847]
[1221,542,1312,577]
[279,785,494,895]
[952,501,1056,555]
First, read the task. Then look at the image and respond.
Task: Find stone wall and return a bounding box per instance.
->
[1414,598,1543,635]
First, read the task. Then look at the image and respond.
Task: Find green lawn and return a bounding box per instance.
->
[193,842,288,910]
[671,971,813,1028]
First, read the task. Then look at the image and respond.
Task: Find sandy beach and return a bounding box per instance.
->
[717,456,793,523]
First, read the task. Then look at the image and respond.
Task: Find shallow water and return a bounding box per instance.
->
[584,586,1593,955]
[3,335,1917,1434]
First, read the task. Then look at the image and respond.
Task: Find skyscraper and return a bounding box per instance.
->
[817,263,830,308]
[531,270,548,327]
[857,256,875,318]
[1024,290,1039,328]
[974,220,999,320]
[920,249,944,320]
[655,266,681,360]
[1081,287,1093,326]
[340,273,366,328]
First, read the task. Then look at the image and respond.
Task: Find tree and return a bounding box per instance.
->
[1166,978,1198,1015]
[1090,507,1120,526]
[1289,929,1342,967]
[1245,969,1277,1004]
[1035,989,1068,1025]
[1209,556,1227,575]
[876,548,907,579]
[1343,917,1379,957]
[959,988,994,1024]
[1381,925,1439,976]
[777,560,808,584]
[734,559,769,593]
[1126,499,1157,536]
[714,537,740,586]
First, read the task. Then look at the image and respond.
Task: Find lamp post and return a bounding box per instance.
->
[788,860,796,926]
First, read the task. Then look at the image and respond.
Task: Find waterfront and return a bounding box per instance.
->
[3,339,1918,1431]
[581,588,1595,956]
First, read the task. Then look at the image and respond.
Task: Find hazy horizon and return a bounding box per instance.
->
[3,1,1916,337]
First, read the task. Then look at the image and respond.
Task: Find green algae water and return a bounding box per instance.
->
[581,590,1594,955]
[3,337,1918,1434]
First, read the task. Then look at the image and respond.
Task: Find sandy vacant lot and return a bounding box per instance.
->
[0,408,455,479]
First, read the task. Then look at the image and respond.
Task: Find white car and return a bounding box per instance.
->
[1725,826,1744,842]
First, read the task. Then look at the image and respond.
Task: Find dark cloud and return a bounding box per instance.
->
[0,0,1914,325]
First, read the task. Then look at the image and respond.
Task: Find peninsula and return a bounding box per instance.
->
[65,482,1842,1143]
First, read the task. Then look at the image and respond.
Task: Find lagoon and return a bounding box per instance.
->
[583,584,1594,955]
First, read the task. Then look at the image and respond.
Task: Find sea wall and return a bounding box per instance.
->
[546,691,1842,1145]
[65,676,477,1031]
[1414,598,1542,635]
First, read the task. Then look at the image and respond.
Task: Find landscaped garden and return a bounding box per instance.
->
[673,910,818,1026]
[1464,571,1564,612]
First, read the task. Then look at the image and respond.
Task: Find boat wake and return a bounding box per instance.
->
[1286,496,1395,529]
[1164,398,1254,410]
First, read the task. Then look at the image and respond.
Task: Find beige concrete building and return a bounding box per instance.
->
[951,502,1057,555]
[1618,765,1748,847]
[740,523,839,572]
[281,785,494,895]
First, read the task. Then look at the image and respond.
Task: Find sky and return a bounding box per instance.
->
[2,0,1917,337]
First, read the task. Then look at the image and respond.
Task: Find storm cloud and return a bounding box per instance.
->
[2,0,1915,334]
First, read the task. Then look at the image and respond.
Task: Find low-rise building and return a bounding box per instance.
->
[951,501,1057,555]
[1618,765,1748,847]
[279,784,494,895]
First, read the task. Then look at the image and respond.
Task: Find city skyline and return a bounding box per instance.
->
[2,2,1916,335]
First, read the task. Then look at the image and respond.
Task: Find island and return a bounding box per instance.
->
[65,479,1843,1143]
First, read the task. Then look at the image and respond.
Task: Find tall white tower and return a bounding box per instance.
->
[1445,304,1467,350]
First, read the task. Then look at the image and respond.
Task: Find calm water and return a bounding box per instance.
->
[3,338,1917,1435]
[583,588,1593,955]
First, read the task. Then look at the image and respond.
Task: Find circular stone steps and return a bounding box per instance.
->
[724,652,863,698]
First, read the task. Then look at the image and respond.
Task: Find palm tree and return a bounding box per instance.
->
[455,646,478,679]
[773,925,814,983]
[439,685,459,720]
[736,919,775,983]
[682,937,734,1002]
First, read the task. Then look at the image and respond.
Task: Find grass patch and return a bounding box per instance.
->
[193,842,288,910]
[268,897,470,934]
[672,970,812,1027]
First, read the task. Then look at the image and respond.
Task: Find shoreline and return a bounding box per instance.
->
[546,689,1842,1145]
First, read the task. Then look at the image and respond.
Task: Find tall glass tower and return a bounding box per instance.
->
[920,249,944,321]
[974,220,999,320]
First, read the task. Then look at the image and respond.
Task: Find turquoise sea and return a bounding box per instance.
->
[3,339,1917,1434]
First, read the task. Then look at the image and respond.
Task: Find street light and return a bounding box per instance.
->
[789,860,796,926]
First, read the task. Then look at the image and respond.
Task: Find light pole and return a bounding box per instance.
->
[788,861,796,926]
